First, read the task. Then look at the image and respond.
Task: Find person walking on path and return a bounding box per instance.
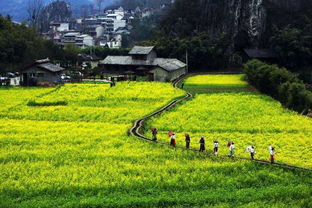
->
[227,141,232,148]
[269,146,275,163]
[199,137,205,152]
[151,128,158,142]
[185,133,191,149]
[229,142,235,157]
[250,146,256,160]
[213,140,219,156]
[170,133,176,147]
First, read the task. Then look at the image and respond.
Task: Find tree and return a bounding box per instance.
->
[0,16,64,73]
[39,1,72,33]
[26,0,44,29]
[270,25,312,69]
[94,0,105,13]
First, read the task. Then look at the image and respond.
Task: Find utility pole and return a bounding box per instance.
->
[185,50,189,74]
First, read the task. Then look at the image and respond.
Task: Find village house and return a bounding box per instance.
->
[77,53,101,69]
[243,49,277,63]
[101,46,186,82]
[21,59,65,86]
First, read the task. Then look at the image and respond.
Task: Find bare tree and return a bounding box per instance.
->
[26,0,44,28]
[94,0,105,13]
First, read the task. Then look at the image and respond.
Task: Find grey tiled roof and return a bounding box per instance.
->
[102,56,186,72]
[153,58,186,71]
[129,46,155,55]
[38,63,65,72]
[35,58,50,64]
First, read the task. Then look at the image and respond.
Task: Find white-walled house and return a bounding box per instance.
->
[10,77,21,86]
[76,34,94,48]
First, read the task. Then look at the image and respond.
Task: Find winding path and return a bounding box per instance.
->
[129,75,311,172]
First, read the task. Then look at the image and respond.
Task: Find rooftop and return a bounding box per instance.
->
[35,58,50,64]
[38,63,64,73]
[244,49,277,58]
[78,53,101,61]
[23,59,64,73]
[64,32,80,37]
[129,46,155,55]
[102,56,186,72]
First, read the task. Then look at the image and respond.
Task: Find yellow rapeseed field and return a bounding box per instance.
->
[0,81,311,207]
[147,75,312,168]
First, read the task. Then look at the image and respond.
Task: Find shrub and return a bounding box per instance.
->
[244,59,312,114]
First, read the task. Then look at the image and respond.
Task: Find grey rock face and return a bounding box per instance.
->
[201,0,266,48]
[199,0,303,49]
[267,0,302,12]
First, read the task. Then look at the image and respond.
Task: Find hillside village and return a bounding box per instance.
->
[0,1,177,86]
[43,3,173,49]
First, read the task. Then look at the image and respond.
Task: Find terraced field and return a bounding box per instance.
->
[0,81,311,207]
[146,75,312,168]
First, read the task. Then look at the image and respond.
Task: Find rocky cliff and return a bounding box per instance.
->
[202,0,308,49]
[162,0,309,50]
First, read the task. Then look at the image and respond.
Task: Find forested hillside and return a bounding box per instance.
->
[147,0,312,73]
[0,16,63,73]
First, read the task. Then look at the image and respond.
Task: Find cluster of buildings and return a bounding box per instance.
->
[101,46,187,82]
[0,45,187,86]
[43,5,165,49]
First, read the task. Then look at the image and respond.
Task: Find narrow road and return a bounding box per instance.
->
[129,75,311,172]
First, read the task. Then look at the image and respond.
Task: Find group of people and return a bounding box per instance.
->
[151,128,276,163]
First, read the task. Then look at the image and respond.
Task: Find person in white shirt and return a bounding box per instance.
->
[269,146,275,163]
[170,133,176,147]
[213,140,219,156]
[250,146,256,160]
[229,142,235,157]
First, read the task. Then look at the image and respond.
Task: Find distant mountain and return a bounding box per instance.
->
[0,0,116,22]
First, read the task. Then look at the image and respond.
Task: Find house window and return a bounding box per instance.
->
[37,73,44,77]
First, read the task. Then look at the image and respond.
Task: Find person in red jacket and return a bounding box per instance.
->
[170,133,176,147]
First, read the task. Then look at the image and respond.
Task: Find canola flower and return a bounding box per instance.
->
[147,75,312,168]
[0,81,311,207]
[185,74,248,88]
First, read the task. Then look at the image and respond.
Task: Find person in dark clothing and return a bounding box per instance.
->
[199,137,205,152]
[250,146,255,160]
[151,128,158,141]
[181,83,185,89]
[185,133,190,149]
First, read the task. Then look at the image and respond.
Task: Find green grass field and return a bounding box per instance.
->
[0,80,311,207]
